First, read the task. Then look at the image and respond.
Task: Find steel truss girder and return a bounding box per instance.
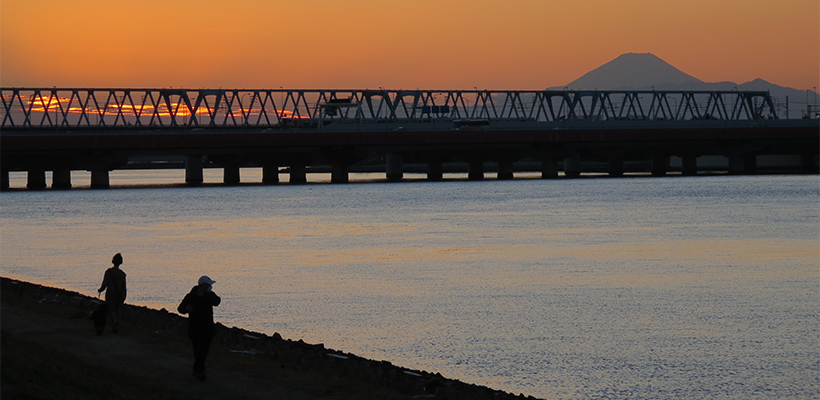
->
[0,88,779,129]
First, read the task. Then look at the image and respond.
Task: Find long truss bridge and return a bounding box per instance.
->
[2,88,782,129]
[1,88,816,189]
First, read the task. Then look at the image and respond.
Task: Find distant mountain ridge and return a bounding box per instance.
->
[552,53,815,112]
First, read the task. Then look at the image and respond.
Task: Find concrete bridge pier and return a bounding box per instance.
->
[421,152,444,181]
[262,164,279,184]
[223,166,241,185]
[81,151,129,189]
[427,160,443,181]
[386,152,403,181]
[728,155,756,175]
[801,153,818,173]
[496,160,514,180]
[541,159,559,179]
[746,155,759,174]
[90,170,110,189]
[52,169,72,189]
[651,156,669,177]
[468,160,485,181]
[289,164,307,184]
[27,170,47,190]
[564,154,581,178]
[681,156,698,176]
[608,157,624,177]
[323,147,363,184]
[185,155,204,185]
[331,164,349,183]
[209,155,245,185]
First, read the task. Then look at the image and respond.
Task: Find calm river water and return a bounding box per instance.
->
[1,171,818,399]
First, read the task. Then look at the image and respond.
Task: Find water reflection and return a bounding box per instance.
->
[1,173,817,399]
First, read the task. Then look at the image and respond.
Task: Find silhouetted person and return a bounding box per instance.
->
[97,253,126,334]
[178,275,221,381]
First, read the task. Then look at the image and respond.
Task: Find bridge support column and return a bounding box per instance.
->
[682,156,698,176]
[801,153,818,173]
[386,153,403,181]
[541,159,558,179]
[185,155,203,185]
[651,156,668,177]
[608,157,624,177]
[52,169,72,189]
[223,166,241,185]
[289,164,307,184]
[90,170,110,189]
[564,154,581,178]
[728,157,744,175]
[331,164,349,183]
[1,170,9,190]
[468,160,484,181]
[27,170,47,190]
[497,160,514,180]
[747,155,758,174]
[262,164,279,184]
[729,155,756,175]
[427,160,443,181]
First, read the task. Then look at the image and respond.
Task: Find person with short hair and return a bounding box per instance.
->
[97,253,127,334]
[178,275,221,381]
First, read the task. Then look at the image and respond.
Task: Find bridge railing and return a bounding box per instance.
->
[0,88,778,129]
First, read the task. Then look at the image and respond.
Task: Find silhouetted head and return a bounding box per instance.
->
[198,275,216,286]
[112,253,123,266]
[197,275,215,293]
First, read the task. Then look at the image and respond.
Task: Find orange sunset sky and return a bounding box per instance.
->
[1,0,818,90]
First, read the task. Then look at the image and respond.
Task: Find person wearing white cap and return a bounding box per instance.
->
[178,275,221,381]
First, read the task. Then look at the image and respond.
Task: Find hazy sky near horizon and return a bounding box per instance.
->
[1,0,818,90]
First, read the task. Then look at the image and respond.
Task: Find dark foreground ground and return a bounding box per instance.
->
[1,278,538,400]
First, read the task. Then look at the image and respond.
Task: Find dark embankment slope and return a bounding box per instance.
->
[1,277,539,400]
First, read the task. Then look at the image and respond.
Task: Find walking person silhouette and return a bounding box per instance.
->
[97,253,127,334]
[178,275,221,381]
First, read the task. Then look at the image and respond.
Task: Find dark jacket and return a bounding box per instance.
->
[99,267,127,304]
[178,286,221,339]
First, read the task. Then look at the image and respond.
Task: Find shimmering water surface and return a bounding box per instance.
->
[1,171,818,399]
